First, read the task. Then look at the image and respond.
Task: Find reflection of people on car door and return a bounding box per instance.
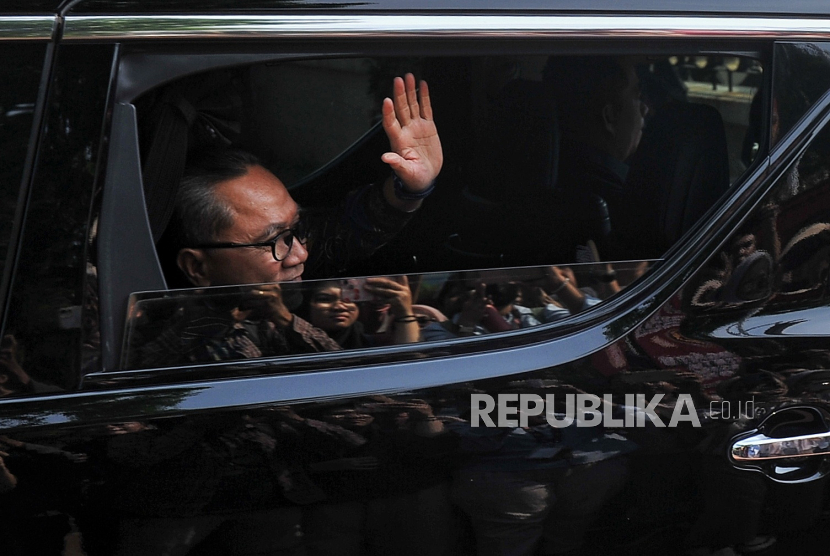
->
[0,433,89,555]
[422,278,511,339]
[449,381,633,556]
[420,269,603,341]
[302,276,420,349]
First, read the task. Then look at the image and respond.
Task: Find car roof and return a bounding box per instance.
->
[63,0,830,17]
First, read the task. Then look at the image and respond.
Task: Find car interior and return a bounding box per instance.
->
[97,46,769,371]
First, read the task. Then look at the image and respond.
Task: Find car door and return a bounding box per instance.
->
[4,6,830,556]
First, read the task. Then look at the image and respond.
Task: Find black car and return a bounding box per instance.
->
[4,1,830,555]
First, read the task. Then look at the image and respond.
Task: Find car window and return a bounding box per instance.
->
[666,55,764,183]
[104,49,766,372]
[246,58,423,189]
[682,104,830,342]
[121,262,651,369]
[773,42,830,148]
[0,44,45,289]
[2,45,114,396]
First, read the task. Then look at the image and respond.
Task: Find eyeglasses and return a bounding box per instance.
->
[193,221,309,262]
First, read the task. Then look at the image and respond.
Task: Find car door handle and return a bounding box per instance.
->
[731,431,830,461]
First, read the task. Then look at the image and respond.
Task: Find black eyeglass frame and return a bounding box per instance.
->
[192,222,309,262]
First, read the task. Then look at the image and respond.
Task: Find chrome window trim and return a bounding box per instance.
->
[0,16,56,40]
[62,14,830,41]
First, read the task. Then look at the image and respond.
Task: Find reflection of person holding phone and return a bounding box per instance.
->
[305,277,419,349]
[305,282,363,348]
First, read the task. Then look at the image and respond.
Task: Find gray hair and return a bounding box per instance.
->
[171,148,261,249]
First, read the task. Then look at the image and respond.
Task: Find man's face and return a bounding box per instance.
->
[195,164,308,286]
[609,63,648,161]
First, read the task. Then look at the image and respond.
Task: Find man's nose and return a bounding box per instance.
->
[283,238,308,267]
[640,100,649,118]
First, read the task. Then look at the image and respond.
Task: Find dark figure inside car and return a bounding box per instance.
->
[544,56,649,261]
[166,73,442,288]
[130,74,441,369]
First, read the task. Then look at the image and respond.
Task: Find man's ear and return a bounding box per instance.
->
[176,248,212,287]
[601,102,618,136]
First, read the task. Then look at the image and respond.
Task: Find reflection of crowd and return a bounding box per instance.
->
[6,367,825,556]
[124,263,635,368]
[92,399,458,556]
[0,353,646,556]
[448,380,635,556]
[79,389,634,556]
[300,277,420,349]
[419,266,604,340]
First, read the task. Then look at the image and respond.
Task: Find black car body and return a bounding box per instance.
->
[4,1,830,554]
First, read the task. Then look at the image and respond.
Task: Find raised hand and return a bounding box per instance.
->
[364,275,413,319]
[364,275,419,345]
[381,73,443,193]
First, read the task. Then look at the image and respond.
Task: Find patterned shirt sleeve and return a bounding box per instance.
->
[278,316,342,354]
[130,312,340,368]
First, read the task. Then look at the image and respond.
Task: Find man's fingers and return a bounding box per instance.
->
[392,76,411,125]
[381,97,401,135]
[418,80,433,120]
[404,73,419,120]
[392,74,427,125]
[365,278,403,295]
[381,151,405,172]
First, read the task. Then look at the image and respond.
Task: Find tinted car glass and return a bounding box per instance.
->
[107,50,764,372]
[120,262,650,370]
[246,58,424,188]
[0,44,45,289]
[687,103,830,320]
[9,5,830,554]
[134,52,761,269]
[667,55,764,182]
[2,45,114,394]
[773,42,830,148]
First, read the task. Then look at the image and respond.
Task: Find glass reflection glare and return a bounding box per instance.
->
[121,261,654,369]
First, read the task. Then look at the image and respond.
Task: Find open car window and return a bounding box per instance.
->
[100,47,769,372]
[226,58,419,189]
[135,51,764,272]
[0,44,46,289]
